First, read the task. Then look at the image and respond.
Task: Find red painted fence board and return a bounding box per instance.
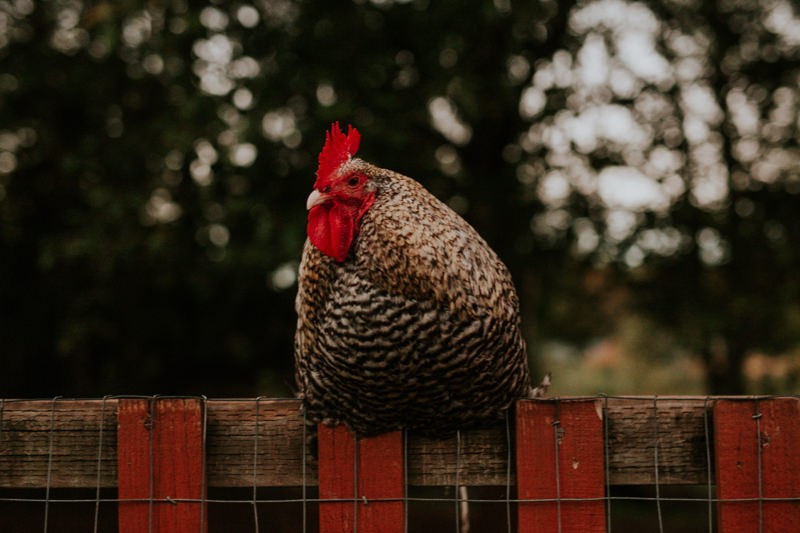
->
[516,399,606,533]
[318,425,404,533]
[117,399,206,533]
[714,398,800,533]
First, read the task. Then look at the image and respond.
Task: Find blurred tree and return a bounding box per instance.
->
[0,0,797,396]
[519,0,800,392]
[0,0,306,395]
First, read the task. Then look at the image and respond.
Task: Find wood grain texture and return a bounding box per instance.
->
[204,398,312,489]
[0,398,117,488]
[318,426,405,533]
[604,397,711,485]
[714,398,800,533]
[117,399,206,533]
[0,397,722,488]
[318,425,356,532]
[355,431,404,532]
[117,400,152,533]
[516,399,606,533]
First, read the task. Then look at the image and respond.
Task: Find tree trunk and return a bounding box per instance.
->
[704,336,746,395]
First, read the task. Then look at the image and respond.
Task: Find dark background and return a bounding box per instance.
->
[1,0,799,398]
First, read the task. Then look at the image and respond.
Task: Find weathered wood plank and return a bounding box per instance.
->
[0,398,117,488]
[715,398,800,533]
[318,425,357,532]
[204,398,312,489]
[117,400,152,532]
[317,427,405,533]
[0,397,715,489]
[355,431,404,531]
[117,399,207,533]
[604,397,711,485]
[516,399,606,533]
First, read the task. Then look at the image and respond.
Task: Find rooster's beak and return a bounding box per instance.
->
[306,189,330,210]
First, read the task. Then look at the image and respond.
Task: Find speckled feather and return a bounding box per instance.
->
[294,159,531,436]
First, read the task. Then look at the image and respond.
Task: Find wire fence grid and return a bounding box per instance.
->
[1,394,799,533]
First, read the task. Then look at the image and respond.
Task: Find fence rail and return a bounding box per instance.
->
[2,396,710,488]
[1,396,799,532]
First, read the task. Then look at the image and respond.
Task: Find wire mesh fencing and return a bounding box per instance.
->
[1,395,798,532]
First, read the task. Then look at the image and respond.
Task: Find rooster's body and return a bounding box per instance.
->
[294,124,532,436]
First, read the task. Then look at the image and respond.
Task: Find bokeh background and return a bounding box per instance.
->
[1,0,799,398]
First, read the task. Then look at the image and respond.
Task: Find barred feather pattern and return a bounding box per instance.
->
[294,160,531,436]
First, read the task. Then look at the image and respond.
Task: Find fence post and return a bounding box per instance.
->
[117,398,207,533]
[318,425,404,533]
[714,398,800,533]
[516,399,606,533]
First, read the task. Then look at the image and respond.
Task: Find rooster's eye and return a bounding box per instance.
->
[347,177,360,187]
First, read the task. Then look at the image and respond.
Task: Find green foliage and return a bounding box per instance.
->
[1,0,798,396]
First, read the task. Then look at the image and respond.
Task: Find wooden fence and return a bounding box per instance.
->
[1,396,798,532]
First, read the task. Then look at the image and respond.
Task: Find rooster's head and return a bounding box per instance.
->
[306,122,376,262]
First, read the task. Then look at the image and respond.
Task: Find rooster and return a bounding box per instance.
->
[294,122,537,437]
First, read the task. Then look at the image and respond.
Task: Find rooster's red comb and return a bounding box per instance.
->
[315,122,360,187]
